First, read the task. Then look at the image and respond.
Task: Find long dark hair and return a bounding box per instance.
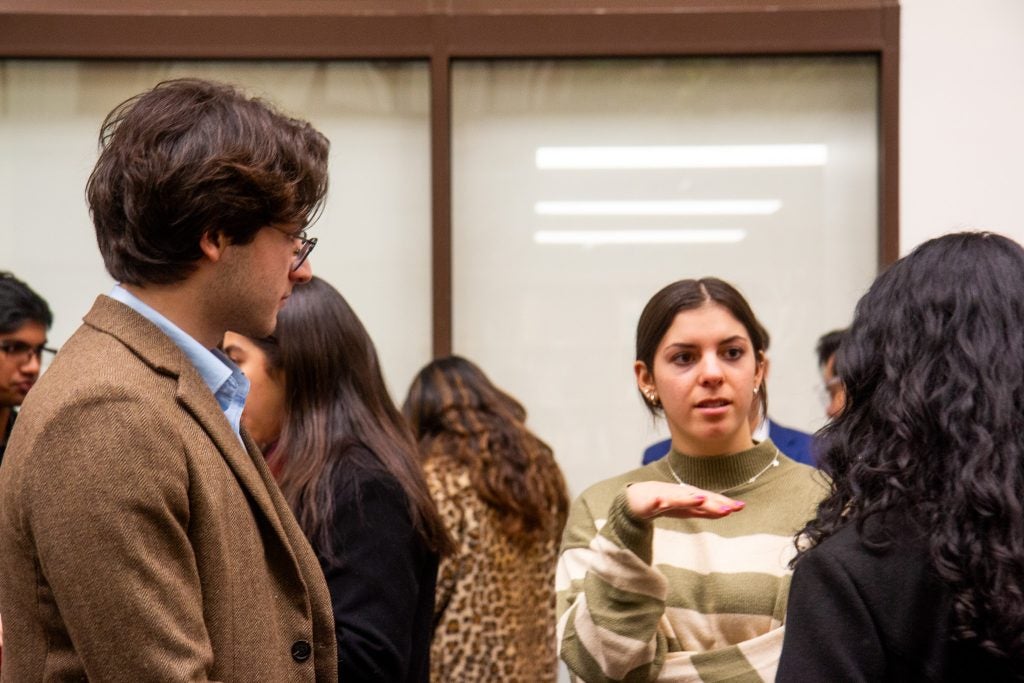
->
[635,277,769,420]
[253,277,452,561]
[403,356,569,544]
[797,231,1024,661]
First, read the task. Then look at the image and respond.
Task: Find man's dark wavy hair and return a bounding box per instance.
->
[795,231,1024,662]
[87,78,329,286]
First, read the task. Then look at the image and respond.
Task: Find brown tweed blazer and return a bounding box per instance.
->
[0,296,338,682]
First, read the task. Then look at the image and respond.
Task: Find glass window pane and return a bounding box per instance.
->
[0,59,431,397]
[452,57,878,494]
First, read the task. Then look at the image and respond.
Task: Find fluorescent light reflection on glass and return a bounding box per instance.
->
[535,200,781,216]
[535,144,828,169]
[534,229,747,246]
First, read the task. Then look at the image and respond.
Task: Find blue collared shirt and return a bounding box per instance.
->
[108,285,250,439]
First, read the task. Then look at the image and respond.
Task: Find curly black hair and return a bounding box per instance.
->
[795,231,1024,662]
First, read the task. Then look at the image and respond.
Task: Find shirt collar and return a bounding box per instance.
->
[108,284,250,437]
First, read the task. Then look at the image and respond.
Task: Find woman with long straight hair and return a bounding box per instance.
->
[224,276,452,683]
[556,277,826,682]
[778,232,1024,680]
[403,356,569,683]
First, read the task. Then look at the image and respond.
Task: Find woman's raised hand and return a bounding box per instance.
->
[625,481,745,520]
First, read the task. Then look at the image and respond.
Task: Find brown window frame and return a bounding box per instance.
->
[1,0,900,355]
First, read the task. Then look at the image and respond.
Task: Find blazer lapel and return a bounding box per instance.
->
[83,296,298,560]
[173,376,295,547]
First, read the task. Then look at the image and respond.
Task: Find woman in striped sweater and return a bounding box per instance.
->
[556,277,826,682]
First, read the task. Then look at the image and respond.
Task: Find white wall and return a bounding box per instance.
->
[451,58,879,495]
[900,0,1024,252]
[3,0,1022,416]
[0,61,433,401]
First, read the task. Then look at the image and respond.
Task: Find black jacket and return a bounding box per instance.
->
[315,446,439,683]
[778,514,1021,681]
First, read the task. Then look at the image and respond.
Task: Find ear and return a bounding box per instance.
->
[754,351,768,391]
[198,229,231,263]
[634,360,655,394]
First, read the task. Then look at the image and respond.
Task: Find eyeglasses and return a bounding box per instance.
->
[0,340,57,364]
[271,225,318,272]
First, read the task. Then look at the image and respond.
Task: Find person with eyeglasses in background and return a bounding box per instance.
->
[0,271,53,662]
[815,328,847,420]
[0,272,53,466]
[0,79,337,682]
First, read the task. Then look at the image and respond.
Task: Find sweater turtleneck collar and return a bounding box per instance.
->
[663,439,779,493]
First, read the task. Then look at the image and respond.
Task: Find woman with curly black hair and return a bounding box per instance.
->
[778,231,1024,681]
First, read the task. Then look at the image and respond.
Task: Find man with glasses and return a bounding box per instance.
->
[0,272,53,465]
[0,271,53,653]
[816,328,848,420]
[0,79,335,681]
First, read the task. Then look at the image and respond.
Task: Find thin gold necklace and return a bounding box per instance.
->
[668,448,781,496]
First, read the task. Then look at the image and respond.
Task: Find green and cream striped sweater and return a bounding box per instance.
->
[556,439,827,682]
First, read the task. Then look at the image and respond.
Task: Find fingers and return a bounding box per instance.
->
[627,482,700,518]
[654,493,744,519]
[626,481,746,520]
[643,492,707,518]
[661,496,745,519]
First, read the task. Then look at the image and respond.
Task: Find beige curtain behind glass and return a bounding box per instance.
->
[0,59,431,398]
[452,56,878,495]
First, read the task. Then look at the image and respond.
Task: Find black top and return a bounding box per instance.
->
[315,445,438,683]
[778,513,1021,681]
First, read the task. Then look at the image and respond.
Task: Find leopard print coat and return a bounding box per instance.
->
[425,455,560,683]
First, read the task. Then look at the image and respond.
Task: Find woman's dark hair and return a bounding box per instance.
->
[796,231,1024,661]
[403,356,569,544]
[635,277,769,419]
[0,272,52,334]
[251,277,452,561]
[87,78,329,286]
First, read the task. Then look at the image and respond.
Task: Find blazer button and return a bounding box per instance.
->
[291,640,312,662]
